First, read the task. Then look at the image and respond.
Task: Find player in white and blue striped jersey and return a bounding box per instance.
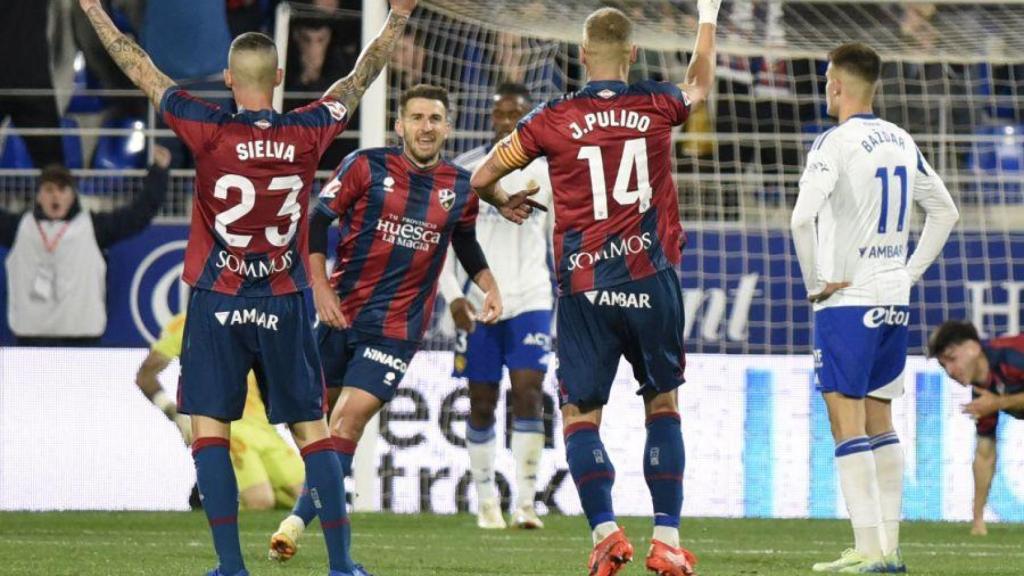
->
[791,43,959,574]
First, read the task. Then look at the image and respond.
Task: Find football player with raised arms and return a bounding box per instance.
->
[791,43,958,573]
[440,82,554,531]
[468,3,721,575]
[80,0,417,574]
[268,83,507,560]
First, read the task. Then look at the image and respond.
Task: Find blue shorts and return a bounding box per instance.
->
[556,268,686,408]
[814,305,909,399]
[453,309,552,383]
[318,325,419,403]
[178,289,325,425]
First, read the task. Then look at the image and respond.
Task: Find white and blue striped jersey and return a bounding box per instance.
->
[791,113,958,309]
[439,145,555,320]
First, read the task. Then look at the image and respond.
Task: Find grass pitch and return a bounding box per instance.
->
[0,511,1020,575]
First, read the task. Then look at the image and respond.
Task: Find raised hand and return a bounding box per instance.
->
[697,0,722,24]
[390,0,418,17]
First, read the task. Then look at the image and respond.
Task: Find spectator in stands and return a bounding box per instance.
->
[285,13,358,166]
[0,146,170,346]
[285,19,346,104]
[390,28,429,91]
[928,320,1024,536]
[0,0,68,167]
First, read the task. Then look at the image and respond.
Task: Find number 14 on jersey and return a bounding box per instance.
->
[577,138,652,221]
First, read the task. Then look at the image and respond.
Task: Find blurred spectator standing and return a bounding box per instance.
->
[286,1,362,166]
[0,146,171,347]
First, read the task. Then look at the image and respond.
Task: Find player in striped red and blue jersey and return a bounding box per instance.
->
[928,322,1024,537]
[468,4,721,576]
[269,84,505,560]
[80,1,416,575]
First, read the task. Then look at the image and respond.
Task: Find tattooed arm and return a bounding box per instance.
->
[79,0,175,108]
[323,0,417,113]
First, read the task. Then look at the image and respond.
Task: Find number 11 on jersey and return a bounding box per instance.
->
[874,165,908,234]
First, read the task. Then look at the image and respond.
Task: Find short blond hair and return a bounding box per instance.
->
[228,32,278,89]
[584,8,632,47]
[582,8,633,64]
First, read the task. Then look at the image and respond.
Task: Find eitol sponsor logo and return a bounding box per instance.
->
[862,306,910,328]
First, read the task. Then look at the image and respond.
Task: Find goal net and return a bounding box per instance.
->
[1,1,1022,521]
[363,0,1024,521]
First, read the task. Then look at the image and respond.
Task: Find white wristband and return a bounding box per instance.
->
[698,0,722,25]
[151,390,176,419]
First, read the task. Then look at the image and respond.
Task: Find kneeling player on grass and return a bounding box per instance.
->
[269,84,512,561]
[136,313,306,511]
[928,320,1024,536]
[792,43,958,573]
[468,4,720,575]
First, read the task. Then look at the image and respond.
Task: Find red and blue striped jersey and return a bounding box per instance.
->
[161,88,349,296]
[316,147,479,342]
[495,80,690,295]
[976,334,1024,435]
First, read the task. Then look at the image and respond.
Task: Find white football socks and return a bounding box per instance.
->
[836,437,888,559]
[593,521,620,545]
[871,433,904,555]
[653,525,680,548]
[511,430,544,509]
[468,433,498,503]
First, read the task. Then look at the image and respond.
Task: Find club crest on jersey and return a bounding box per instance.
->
[253,119,271,130]
[597,89,616,99]
[438,188,456,211]
[323,100,348,122]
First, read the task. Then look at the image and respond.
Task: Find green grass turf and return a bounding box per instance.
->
[0,512,1020,575]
